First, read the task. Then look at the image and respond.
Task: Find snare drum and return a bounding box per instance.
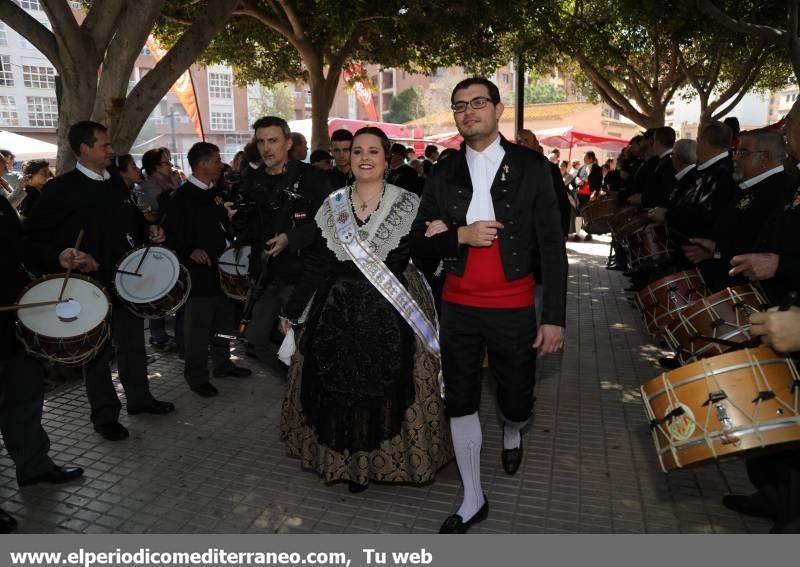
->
[626,224,674,270]
[218,245,251,302]
[16,274,111,367]
[641,347,800,472]
[636,269,707,336]
[114,245,191,319]
[610,206,649,241]
[665,285,766,364]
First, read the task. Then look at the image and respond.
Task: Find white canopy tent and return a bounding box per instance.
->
[0,130,58,161]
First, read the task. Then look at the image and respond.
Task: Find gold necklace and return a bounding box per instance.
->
[352,183,384,212]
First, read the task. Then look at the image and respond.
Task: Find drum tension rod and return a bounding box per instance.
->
[752,390,776,403]
[791,380,800,394]
[702,390,728,406]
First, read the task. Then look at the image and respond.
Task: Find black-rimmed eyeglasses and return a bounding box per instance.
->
[732,149,769,157]
[451,96,495,113]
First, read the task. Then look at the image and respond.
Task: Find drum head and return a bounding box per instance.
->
[219,246,251,276]
[18,277,109,338]
[115,247,180,304]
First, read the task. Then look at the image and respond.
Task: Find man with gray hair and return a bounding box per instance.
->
[683,128,795,291]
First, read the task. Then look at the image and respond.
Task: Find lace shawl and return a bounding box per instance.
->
[315,183,420,262]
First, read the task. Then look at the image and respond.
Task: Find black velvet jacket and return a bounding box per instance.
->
[409,136,567,327]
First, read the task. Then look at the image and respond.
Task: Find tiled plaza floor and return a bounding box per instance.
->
[0,237,772,533]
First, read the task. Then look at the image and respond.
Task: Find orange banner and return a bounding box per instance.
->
[146,36,204,141]
[342,64,378,122]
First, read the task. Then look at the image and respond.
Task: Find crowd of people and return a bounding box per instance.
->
[1,75,799,535]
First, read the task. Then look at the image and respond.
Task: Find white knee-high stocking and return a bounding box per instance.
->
[450,412,485,520]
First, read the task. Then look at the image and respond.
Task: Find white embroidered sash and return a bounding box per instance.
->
[328,189,443,395]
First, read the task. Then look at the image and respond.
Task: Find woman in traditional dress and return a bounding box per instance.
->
[279,127,451,492]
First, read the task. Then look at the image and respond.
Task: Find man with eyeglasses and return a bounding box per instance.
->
[411,77,567,534]
[683,128,794,291]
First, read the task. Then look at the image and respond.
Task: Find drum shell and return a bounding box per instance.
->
[627,224,674,270]
[665,285,766,364]
[580,197,623,235]
[15,274,111,367]
[611,206,649,240]
[636,269,707,336]
[641,347,800,472]
[113,245,191,319]
[218,246,250,303]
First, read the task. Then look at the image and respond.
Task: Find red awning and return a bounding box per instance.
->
[429,126,628,152]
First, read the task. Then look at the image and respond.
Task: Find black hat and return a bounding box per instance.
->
[309,149,333,163]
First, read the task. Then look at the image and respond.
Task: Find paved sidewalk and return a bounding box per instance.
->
[0,237,771,533]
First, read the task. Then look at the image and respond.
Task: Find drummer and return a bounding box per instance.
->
[682,128,795,292]
[0,181,85,533]
[162,142,252,398]
[24,121,175,441]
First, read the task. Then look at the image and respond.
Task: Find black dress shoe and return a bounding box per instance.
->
[348,481,368,493]
[128,399,176,415]
[723,493,774,519]
[19,465,84,487]
[658,357,682,370]
[212,365,252,378]
[607,264,627,271]
[94,421,129,441]
[439,496,489,534]
[0,509,17,533]
[502,432,523,475]
[191,383,219,397]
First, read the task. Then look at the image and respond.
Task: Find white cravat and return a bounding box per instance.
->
[465,135,504,224]
[675,164,696,181]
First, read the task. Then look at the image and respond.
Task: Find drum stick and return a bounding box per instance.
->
[133,215,169,275]
[116,270,143,278]
[668,227,715,254]
[0,299,67,312]
[58,229,85,301]
[218,261,247,268]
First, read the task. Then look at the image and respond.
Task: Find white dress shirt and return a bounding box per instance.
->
[675,164,696,181]
[76,161,111,181]
[739,165,784,190]
[696,151,729,172]
[188,174,213,190]
[465,135,504,224]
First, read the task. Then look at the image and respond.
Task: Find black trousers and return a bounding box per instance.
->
[747,449,800,526]
[243,280,295,362]
[0,351,55,481]
[440,301,537,421]
[183,292,235,387]
[83,302,154,424]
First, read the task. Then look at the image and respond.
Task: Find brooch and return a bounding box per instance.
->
[500,163,510,182]
[337,211,348,224]
[736,194,752,210]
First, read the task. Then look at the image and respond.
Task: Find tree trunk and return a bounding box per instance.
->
[308,70,341,150]
[55,69,98,173]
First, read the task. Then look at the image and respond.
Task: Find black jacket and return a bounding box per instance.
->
[667,156,736,241]
[0,196,31,359]
[753,183,800,305]
[163,180,232,297]
[388,164,424,196]
[23,169,148,286]
[328,167,354,190]
[701,170,796,291]
[410,137,567,326]
[238,160,330,284]
[643,152,676,208]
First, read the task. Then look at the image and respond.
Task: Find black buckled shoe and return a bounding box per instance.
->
[128,399,175,415]
[439,496,489,534]
[502,432,523,475]
[723,493,774,519]
[0,509,17,533]
[94,421,129,441]
[19,465,84,487]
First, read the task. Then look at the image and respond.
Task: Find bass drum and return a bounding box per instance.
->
[641,347,800,472]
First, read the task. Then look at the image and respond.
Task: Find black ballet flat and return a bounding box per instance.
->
[439,495,489,534]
